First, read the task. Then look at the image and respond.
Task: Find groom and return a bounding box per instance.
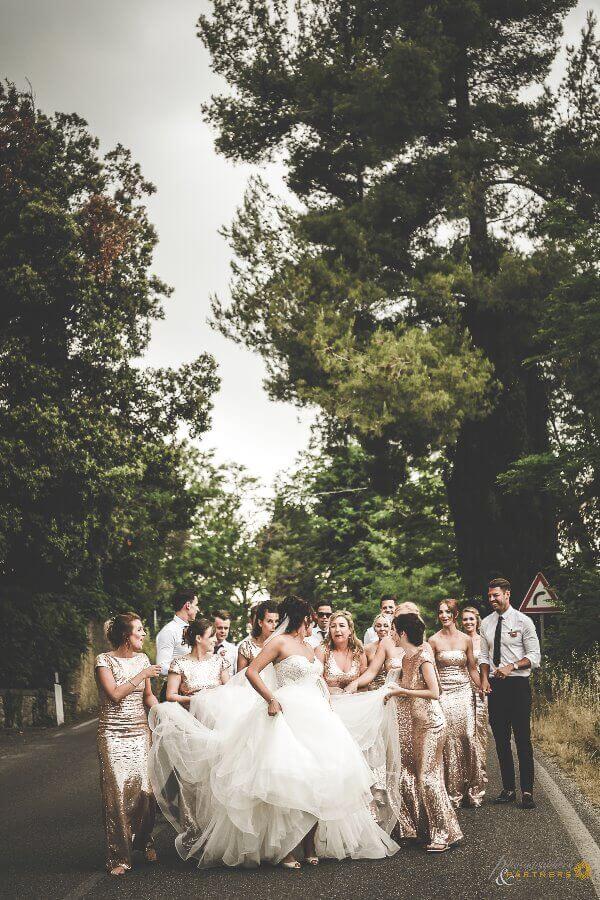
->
[480,577,541,809]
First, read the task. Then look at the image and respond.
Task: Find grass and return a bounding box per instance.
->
[532,648,600,809]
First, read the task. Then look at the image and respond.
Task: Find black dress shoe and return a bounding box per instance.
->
[493,789,516,804]
[521,793,536,809]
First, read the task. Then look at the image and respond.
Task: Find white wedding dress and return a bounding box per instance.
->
[148,653,399,867]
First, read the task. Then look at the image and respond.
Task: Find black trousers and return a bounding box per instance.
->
[488,676,534,794]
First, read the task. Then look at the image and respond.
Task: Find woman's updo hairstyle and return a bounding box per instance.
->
[439,598,459,620]
[183,617,213,648]
[251,600,279,638]
[394,612,425,645]
[105,613,141,649]
[278,595,313,633]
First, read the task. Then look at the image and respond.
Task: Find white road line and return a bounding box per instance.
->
[71,717,98,730]
[535,756,600,897]
[53,718,98,738]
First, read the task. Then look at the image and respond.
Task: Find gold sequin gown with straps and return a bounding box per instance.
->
[95,652,155,872]
[386,644,462,847]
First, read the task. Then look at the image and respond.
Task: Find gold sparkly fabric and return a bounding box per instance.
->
[169,653,228,693]
[473,688,489,787]
[436,650,486,808]
[323,649,361,693]
[95,653,155,871]
[471,635,488,787]
[237,636,262,662]
[387,644,462,847]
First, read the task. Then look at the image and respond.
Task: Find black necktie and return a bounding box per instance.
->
[214,644,222,655]
[493,616,503,666]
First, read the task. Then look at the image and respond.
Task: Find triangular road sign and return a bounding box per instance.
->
[520,572,560,614]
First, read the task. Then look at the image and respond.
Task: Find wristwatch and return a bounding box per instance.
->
[511,661,518,672]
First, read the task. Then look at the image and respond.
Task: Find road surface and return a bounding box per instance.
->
[0,718,598,900]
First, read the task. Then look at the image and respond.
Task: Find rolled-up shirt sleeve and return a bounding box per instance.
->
[522,617,541,670]
[479,628,491,667]
[156,627,176,676]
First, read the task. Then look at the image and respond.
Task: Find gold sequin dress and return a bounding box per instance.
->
[237,636,262,664]
[322,649,361,694]
[170,653,229,694]
[471,636,489,788]
[95,652,155,871]
[435,649,485,808]
[387,644,462,847]
[163,653,230,855]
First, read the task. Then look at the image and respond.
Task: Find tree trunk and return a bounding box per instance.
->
[445,48,557,603]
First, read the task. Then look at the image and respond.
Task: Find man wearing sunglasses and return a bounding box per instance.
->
[306,602,333,647]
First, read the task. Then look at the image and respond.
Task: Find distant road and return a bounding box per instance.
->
[0,718,598,900]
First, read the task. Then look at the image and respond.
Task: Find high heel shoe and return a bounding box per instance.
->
[280,859,301,870]
[305,856,319,866]
[109,865,129,876]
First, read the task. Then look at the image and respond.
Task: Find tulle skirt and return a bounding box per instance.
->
[148,667,399,867]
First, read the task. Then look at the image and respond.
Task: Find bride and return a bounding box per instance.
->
[148,596,399,869]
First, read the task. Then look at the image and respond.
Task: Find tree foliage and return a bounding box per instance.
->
[160,451,265,635]
[259,438,463,633]
[0,85,219,686]
[201,0,592,603]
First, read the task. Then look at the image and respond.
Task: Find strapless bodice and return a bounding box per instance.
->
[435,649,470,689]
[274,654,323,687]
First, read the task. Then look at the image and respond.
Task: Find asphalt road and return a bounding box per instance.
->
[0,719,598,900]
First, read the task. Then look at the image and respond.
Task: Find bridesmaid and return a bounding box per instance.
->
[461,605,489,790]
[166,618,230,705]
[315,610,367,693]
[237,601,279,671]
[365,614,391,689]
[384,613,463,852]
[429,599,485,808]
[95,613,161,876]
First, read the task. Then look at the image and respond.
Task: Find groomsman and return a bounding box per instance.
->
[306,601,332,647]
[214,610,238,673]
[480,577,541,809]
[363,596,396,645]
[156,588,199,676]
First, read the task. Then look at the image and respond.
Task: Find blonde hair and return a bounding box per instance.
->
[461,605,481,631]
[395,602,424,623]
[325,610,363,661]
[373,613,391,629]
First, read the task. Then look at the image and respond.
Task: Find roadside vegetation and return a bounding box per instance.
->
[533,650,600,808]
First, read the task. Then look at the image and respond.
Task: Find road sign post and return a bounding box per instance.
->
[519,572,560,650]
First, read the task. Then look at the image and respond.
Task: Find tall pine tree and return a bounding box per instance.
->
[200,0,579,598]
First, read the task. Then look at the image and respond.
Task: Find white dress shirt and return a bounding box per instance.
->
[479,605,541,677]
[155,615,189,676]
[363,626,378,646]
[214,639,237,674]
[306,628,328,648]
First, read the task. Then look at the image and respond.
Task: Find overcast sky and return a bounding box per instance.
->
[1,0,597,496]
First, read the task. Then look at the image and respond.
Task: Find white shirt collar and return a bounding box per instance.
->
[173,615,187,627]
[492,604,517,623]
